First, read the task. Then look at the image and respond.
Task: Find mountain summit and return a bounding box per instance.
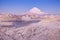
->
[28,7,46,15]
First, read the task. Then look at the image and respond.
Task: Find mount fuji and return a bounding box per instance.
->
[26,7,47,15]
[0,7,60,40]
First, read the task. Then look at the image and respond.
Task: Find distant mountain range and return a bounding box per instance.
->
[0,7,60,40]
[0,7,60,21]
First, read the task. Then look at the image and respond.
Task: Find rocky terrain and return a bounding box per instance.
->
[0,7,60,40]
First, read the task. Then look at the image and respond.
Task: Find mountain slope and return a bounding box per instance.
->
[0,16,60,40]
[26,7,47,15]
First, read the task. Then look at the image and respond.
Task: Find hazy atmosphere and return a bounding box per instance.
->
[0,0,60,40]
[0,0,60,14]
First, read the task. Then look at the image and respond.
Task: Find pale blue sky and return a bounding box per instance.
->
[0,0,60,14]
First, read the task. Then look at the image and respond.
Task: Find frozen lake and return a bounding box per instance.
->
[0,20,40,27]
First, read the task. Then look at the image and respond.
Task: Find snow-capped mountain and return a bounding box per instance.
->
[21,7,48,20]
[0,7,60,40]
[26,7,47,15]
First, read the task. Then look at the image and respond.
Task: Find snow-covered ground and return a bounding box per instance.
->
[0,7,60,40]
[0,15,60,40]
